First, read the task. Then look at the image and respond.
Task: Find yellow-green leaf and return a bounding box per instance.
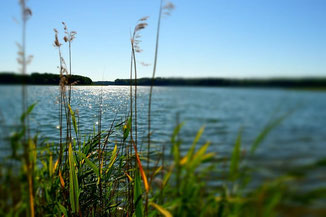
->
[150,202,173,217]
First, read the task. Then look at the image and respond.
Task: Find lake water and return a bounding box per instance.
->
[0,85,326,178]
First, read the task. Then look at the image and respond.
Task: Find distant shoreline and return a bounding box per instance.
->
[1,72,326,88]
[0,72,92,85]
[94,77,326,89]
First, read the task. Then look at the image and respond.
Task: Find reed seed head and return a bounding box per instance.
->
[163,1,175,16]
[53,29,61,47]
[135,22,148,32]
[61,22,77,43]
[62,21,67,31]
[70,31,77,41]
[19,0,32,21]
[139,16,149,21]
[163,1,175,10]
[131,18,148,53]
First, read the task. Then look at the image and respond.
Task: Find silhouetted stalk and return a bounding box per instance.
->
[129,50,134,214]
[130,17,149,216]
[53,29,64,169]
[161,144,165,204]
[176,112,181,193]
[76,109,80,145]
[62,22,76,144]
[132,48,140,216]
[98,87,103,214]
[62,89,70,145]
[21,5,27,128]
[68,40,72,104]
[59,92,63,166]
[67,40,72,142]
[147,0,174,176]
[131,45,138,149]
[143,2,163,216]
[148,0,163,177]
[19,1,34,216]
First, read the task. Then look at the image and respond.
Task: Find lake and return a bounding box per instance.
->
[0,85,325,179]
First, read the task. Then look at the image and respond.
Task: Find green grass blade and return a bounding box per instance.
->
[149,202,172,217]
[229,130,242,181]
[190,141,212,169]
[106,144,118,173]
[171,123,183,167]
[134,170,144,217]
[68,104,78,135]
[171,123,184,144]
[69,143,79,213]
[20,103,36,123]
[76,151,99,177]
[185,126,205,167]
[57,203,68,217]
[123,117,132,141]
[251,113,289,155]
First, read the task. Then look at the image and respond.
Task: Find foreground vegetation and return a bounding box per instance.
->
[1,101,326,217]
[0,1,326,217]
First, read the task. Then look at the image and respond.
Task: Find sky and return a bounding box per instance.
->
[0,0,325,81]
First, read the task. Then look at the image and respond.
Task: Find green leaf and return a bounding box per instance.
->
[171,122,184,144]
[149,202,172,217]
[123,117,132,141]
[76,151,99,177]
[185,126,205,167]
[57,203,68,217]
[106,144,118,174]
[171,123,184,165]
[134,170,144,217]
[251,113,289,154]
[68,104,78,135]
[163,165,174,188]
[229,130,242,181]
[190,141,212,169]
[69,143,79,213]
[20,103,36,123]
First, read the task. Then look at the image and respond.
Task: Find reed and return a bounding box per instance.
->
[53,28,64,168]
[17,1,34,216]
[62,22,77,144]
[130,16,150,214]
[131,16,149,151]
[147,0,175,186]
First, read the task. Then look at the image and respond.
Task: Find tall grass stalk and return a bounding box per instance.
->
[147,0,174,179]
[98,86,103,214]
[131,17,149,149]
[62,22,76,143]
[53,28,65,168]
[132,48,138,150]
[130,16,149,215]
[147,0,163,176]
[146,1,174,214]
[128,48,134,214]
[18,1,34,216]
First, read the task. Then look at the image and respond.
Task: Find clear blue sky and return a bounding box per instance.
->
[1,0,325,81]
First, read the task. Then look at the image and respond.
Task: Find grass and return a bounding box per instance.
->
[0,1,326,217]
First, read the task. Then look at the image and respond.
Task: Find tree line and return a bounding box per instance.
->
[0,72,92,85]
[112,77,326,88]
